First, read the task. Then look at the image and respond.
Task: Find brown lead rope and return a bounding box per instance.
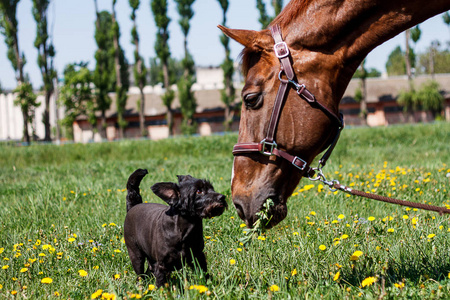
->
[309,169,450,215]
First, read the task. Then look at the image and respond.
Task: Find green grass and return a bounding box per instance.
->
[0,122,449,299]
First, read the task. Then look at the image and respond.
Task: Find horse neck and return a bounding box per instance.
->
[277,0,450,100]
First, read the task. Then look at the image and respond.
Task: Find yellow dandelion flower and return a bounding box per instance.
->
[20,268,28,273]
[394,282,405,289]
[319,245,327,251]
[240,223,246,228]
[229,259,236,265]
[427,234,436,239]
[269,284,280,292]
[402,215,409,220]
[91,290,103,299]
[11,290,17,295]
[0,248,3,254]
[109,223,116,227]
[340,234,349,240]
[2,265,9,269]
[257,236,266,241]
[367,216,375,221]
[68,237,76,243]
[338,214,345,220]
[310,211,316,216]
[0,284,2,289]
[293,232,299,236]
[350,250,363,261]
[333,271,340,281]
[101,292,116,300]
[41,277,53,284]
[54,291,60,296]
[387,228,394,233]
[189,285,208,293]
[148,284,156,291]
[114,274,120,279]
[78,269,88,277]
[291,268,297,276]
[237,248,242,252]
[113,249,121,253]
[361,276,376,287]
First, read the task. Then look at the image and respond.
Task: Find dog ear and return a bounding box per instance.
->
[176,175,193,183]
[151,182,180,206]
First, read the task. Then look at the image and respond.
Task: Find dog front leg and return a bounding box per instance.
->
[153,263,169,287]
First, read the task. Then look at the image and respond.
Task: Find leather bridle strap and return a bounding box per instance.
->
[232,24,344,177]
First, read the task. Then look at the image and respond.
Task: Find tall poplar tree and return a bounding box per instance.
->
[93,0,114,138]
[111,0,129,139]
[151,0,175,136]
[0,0,35,143]
[129,0,148,137]
[217,0,235,131]
[256,0,283,29]
[175,0,197,135]
[32,0,56,142]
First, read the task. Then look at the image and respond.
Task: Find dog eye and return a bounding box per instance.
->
[196,190,204,195]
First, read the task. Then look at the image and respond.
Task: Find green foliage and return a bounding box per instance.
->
[13,81,40,139]
[256,0,284,28]
[13,81,39,114]
[152,0,171,65]
[410,25,421,44]
[386,46,406,76]
[443,11,450,26]
[353,68,380,78]
[178,74,197,135]
[149,57,184,86]
[415,80,444,114]
[418,47,450,75]
[59,62,94,140]
[175,0,197,135]
[175,0,195,36]
[32,0,56,92]
[93,11,115,116]
[397,89,418,113]
[1,123,450,298]
[256,0,270,28]
[0,0,25,81]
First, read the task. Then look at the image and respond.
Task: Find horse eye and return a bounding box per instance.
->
[243,93,261,108]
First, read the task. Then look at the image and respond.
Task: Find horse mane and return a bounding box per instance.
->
[270,0,313,28]
[239,0,313,76]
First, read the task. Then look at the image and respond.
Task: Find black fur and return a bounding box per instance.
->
[124,170,227,287]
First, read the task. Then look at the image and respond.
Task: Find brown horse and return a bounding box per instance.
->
[219,0,450,229]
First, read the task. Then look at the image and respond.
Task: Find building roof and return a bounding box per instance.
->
[342,74,450,104]
[78,74,450,119]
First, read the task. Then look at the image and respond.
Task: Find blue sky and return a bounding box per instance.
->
[0,0,449,90]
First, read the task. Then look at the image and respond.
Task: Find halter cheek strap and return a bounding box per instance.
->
[232,24,344,177]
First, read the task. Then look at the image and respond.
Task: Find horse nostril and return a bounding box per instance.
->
[234,202,245,220]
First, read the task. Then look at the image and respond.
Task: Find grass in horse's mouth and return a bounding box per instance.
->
[239,198,274,246]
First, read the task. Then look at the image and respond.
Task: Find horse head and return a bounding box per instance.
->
[219,24,343,229]
[219,0,449,229]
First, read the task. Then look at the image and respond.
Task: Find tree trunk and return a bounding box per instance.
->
[112,1,124,139]
[405,29,412,85]
[22,109,30,144]
[44,91,52,141]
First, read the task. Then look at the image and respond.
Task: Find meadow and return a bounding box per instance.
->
[0,122,449,299]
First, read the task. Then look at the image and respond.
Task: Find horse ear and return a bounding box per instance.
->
[218,25,273,52]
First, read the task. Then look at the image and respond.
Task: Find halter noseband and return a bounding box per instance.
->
[232,25,344,177]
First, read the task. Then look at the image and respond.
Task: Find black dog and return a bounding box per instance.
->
[124,169,227,287]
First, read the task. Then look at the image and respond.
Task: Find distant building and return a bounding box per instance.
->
[1,70,449,143]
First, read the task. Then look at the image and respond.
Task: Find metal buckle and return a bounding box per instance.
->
[274,42,289,59]
[260,139,277,156]
[292,156,306,171]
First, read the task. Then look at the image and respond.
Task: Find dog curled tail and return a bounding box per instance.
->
[126,169,148,212]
